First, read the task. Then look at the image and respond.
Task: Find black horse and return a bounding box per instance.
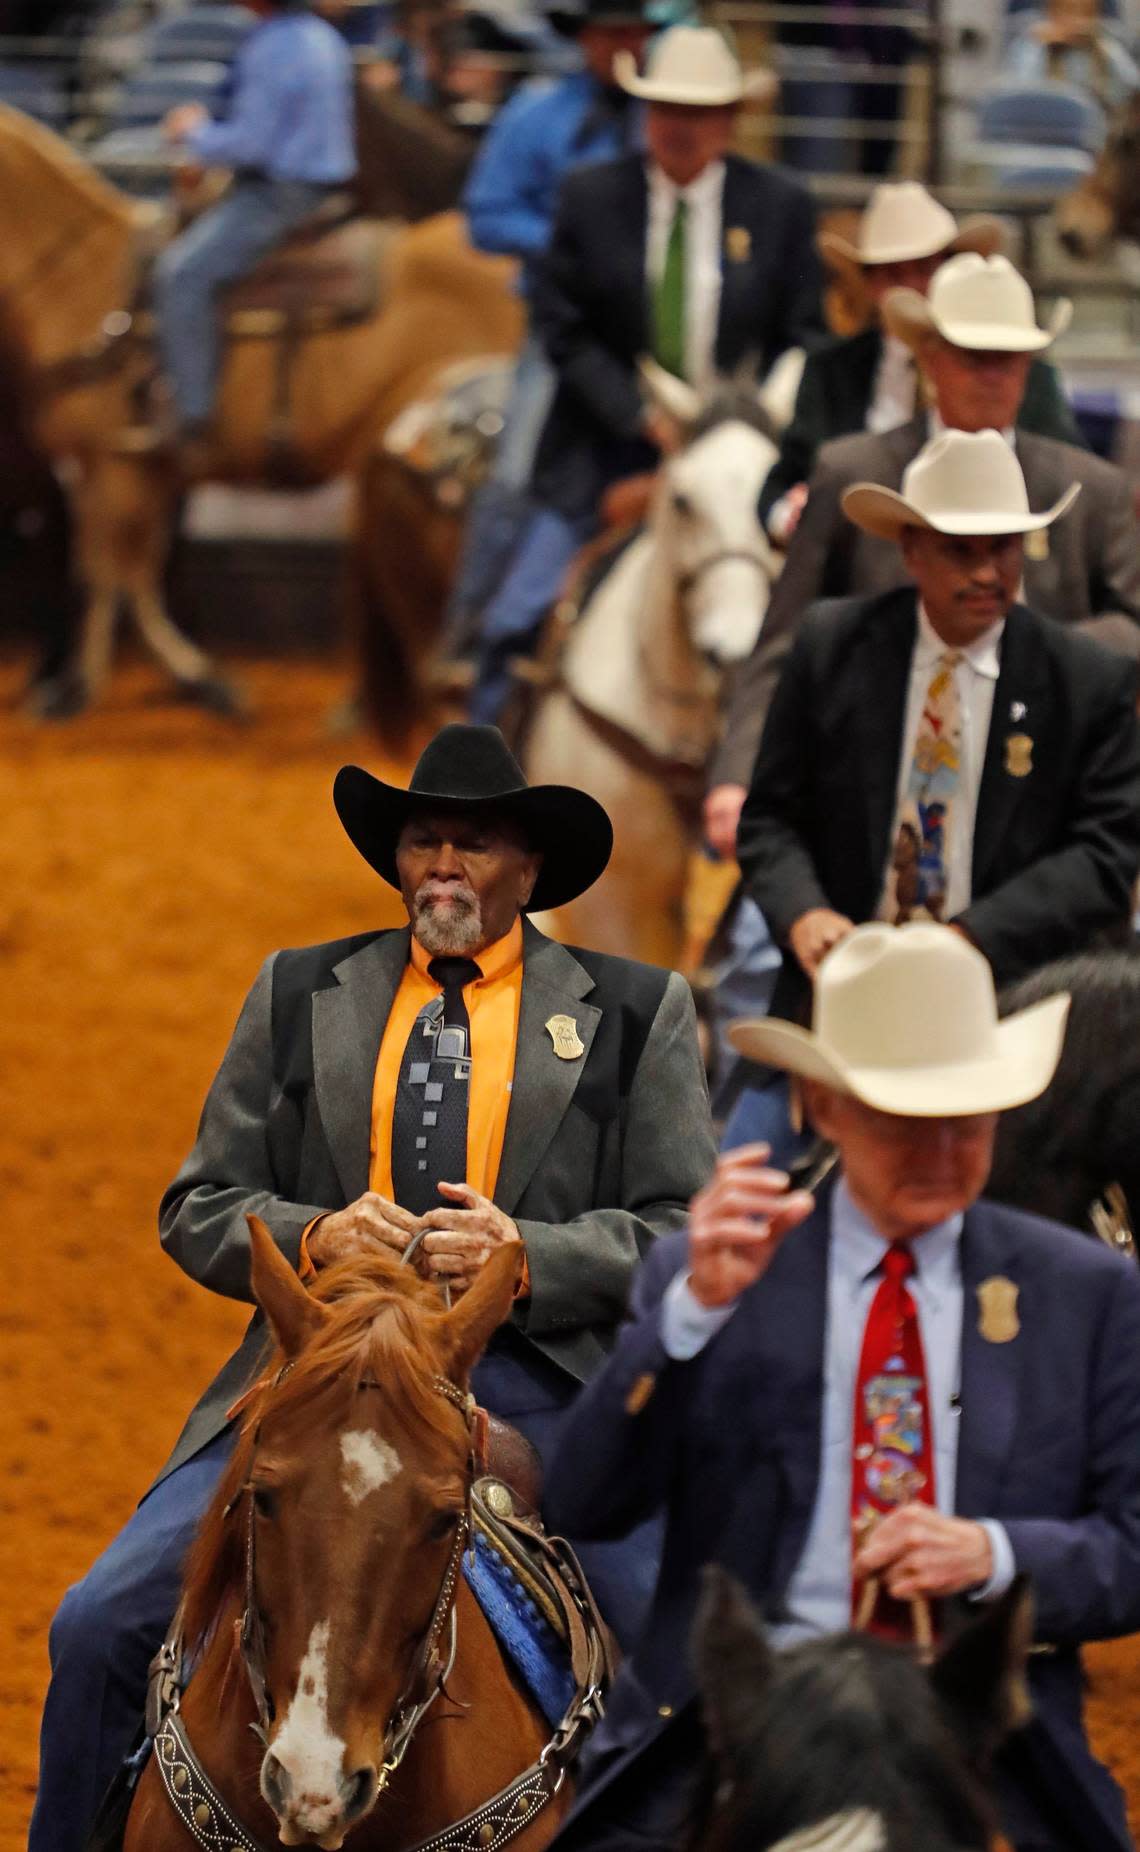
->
[989,952,1140,1253]
[694,1568,1033,1852]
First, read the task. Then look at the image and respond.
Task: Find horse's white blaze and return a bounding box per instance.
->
[768,1811,887,1852]
[267,1620,347,1829]
[340,1428,402,1505]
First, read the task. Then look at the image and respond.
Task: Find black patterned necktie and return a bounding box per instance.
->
[391,957,482,1216]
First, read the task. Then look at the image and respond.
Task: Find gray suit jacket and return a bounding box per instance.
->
[712,417,1140,789]
[155,921,715,1484]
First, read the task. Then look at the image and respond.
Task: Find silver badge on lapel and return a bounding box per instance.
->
[977,1276,1020,1344]
[545,1013,585,1060]
[1010,701,1027,722]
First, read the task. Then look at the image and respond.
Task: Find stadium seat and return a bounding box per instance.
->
[0,60,68,128]
[971,142,1096,190]
[106,58,231,129]
[144,6,254,66]
[975,80,1108,154]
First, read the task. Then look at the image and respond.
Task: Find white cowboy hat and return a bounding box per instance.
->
[614,25,776,107]
[841,428,1081,542]
[883,252,1072,353]
[729,924,1069,1118]
[819,182,1006,270]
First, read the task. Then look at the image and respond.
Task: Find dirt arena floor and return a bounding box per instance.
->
[2,649,1138,1850]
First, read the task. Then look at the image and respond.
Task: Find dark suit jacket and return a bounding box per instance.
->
[156,921,716,1483]
[759,326,1087,522]
[545,1198,1140,1852]
[736,589,1140,1020]
[529,151,825,521]
[713,419,1140,789]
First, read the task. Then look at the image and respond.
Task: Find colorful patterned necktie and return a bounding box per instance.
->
[851,1245,937,1641]
[653,196,688,382]
[391,956,481,1216]
[886,649,962,924]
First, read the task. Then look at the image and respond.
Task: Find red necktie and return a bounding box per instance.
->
[851,1245,937,1641]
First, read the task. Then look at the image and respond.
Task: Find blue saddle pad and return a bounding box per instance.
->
[462,1530,576,1728]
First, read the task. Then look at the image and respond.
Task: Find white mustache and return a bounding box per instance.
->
[417,883,478,908]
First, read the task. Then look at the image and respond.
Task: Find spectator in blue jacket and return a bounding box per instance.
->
[441,0,654,660]
[151,0,356,445]
[1006,0,1139,118]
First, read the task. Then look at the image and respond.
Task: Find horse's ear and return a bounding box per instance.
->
[693,1564,774,1774]
[436,1243,523,1382]
[929,1572,1034,1766]
[247,1214,329,1357]
[638,355,702,428]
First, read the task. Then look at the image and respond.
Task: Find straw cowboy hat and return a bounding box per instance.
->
[883,252,1072,353]
[334,724,613,912]
[819,182,1005,271]
[841,427,1081,542]
[614,25,776,107]
[729,923,1069,1117]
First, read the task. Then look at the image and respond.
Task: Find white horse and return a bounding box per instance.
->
[524,362,785,970]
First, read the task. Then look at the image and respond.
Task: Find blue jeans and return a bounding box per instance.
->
[707,897,783,1122]
[29,1429,234,1852]
[154,176,335,425]
[444,335,558,655]
[468,508,592,726]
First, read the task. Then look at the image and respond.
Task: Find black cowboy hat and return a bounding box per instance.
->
[334,725,613,913]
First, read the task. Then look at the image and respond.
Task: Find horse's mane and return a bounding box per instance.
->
[180,1254,459,1655]
[0,103,131,220]
[689,383,781,450]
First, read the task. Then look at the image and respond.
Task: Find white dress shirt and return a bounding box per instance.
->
[661,1177,1014,1642]
[878,602,1005,922]
[645,159,725,389]
[867,332,917,435]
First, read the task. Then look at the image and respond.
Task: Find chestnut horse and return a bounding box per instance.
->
[1055,90,1140,259]
[0,105,518,717]
[124,1227,574,1852]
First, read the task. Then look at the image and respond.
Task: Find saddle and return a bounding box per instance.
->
[220,211,384,338]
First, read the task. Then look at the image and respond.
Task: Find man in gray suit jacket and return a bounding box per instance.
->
[31,726,715,1852]
[706,256,1140,853]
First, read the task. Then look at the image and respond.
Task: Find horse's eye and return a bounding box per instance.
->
[252,1485,278,1520]
[672,489,694,518]
[428,1508,461,1543]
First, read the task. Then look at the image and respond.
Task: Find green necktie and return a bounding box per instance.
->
[653,196,688,381]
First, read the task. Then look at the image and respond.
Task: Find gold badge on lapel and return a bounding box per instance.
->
[1005,733,1033,778]
[545,1013,585,1060]
[725,225,751,263]
[1024,527,1050,561]
[977,1276,1020,1344]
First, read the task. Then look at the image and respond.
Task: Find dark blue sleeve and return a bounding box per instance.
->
[544,1232,694,1541]
[1003,1258,1140,1643]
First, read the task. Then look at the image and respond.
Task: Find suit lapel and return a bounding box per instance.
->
[854,590,918,890]
[312,929,409,1203]
[494,924,601,1216]
[714,158,747,365]
[845,327,884,426]
[759,1204,832,1606]
[955,1204,1025,1516]
[618,156,651,353]
[972,605,1049,895]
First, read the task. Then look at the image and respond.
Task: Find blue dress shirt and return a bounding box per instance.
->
[463,72,638,296]
[187,12,356,185]
[662,1175,1014,1639]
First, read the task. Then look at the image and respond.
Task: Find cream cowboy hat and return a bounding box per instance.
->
[819,182,1005,270]
[841,428,1081,542]
[614,25,776,107]
[729,924,1069,1118]
[883,252,1072,353]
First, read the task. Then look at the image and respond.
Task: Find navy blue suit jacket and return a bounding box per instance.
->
[545,1194,1140,1851]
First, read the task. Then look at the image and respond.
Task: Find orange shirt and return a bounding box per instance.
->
[369,919,524,1202]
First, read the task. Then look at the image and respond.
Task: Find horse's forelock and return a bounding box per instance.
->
[179,1263,461,1654]
[688,387,780,450]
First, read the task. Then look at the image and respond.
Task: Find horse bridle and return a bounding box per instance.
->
[635,542,774,717]
[235,1360,480,1794]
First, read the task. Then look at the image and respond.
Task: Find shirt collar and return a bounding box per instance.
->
[648,158,725,211]
[832,1173,964,1303]
[915,600,1004,681]
[410,916,524,985]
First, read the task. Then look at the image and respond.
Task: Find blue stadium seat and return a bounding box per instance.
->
[144,7,254,66]
[0,61,68,129]
[976,80,1108,153]
[977,143,1096,190]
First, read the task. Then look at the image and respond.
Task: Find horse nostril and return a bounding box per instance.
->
[342,1764,380,1821]
[261,1751,291,1812]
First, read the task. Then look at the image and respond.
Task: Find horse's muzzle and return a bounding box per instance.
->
[263,1750,381,1848]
